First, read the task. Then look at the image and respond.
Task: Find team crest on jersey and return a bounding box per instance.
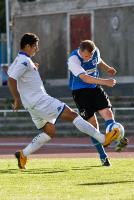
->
[57,106,62,112]
[21,62,28,67]
[80,110,86,117]
[92,58,97,65]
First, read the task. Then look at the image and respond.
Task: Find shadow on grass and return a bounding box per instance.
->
[0,168,69,174]
[0,164,102,174]
[78,180,134,186]
[87,165,102,168]
[71,165,101,171]
[0,164,98,174]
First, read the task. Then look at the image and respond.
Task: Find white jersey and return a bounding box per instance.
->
[8,52,65,129]
[8,52,49,109]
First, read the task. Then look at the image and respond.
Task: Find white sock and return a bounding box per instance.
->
[73,115,105,144]
[23,133,51,157]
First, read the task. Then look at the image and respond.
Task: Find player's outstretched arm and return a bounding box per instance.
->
[98,60,117,76]
[79,73,116,87]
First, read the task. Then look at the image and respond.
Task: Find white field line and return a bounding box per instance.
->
[0,142,134,148]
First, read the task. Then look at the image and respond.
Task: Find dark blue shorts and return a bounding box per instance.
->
[72,86,112,120]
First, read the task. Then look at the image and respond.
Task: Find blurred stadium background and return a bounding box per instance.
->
[0,0,134,145]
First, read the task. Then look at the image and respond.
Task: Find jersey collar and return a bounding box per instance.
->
[19,51,31,58]
[77,49,82,58]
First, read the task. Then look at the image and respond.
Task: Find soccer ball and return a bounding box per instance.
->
[106,122,125,141]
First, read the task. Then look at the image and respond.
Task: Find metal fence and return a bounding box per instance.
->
[0,107,134,116]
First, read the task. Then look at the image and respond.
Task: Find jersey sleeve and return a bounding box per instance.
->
[8,59,29,80]
[68,55,87,77]
[96,48,102,64]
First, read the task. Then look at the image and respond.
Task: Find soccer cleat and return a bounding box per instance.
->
[15,150,27,169]
[115,137,129,152]
[101,157,111,167]
[103,128,120,147]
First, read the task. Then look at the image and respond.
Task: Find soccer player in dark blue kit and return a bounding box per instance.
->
[68,40,128,166]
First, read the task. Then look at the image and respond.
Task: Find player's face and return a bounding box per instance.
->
[26,42,39,57]
[30,42,39,56]
[80,50,93,61]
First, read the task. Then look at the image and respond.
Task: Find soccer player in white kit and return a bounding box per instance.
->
[8,33,119,169]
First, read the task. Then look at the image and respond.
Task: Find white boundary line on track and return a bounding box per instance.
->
[0,142,134,148]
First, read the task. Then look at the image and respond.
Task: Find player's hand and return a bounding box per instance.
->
[104,79,116,87]
[34,62,39,69]
[12,98,21,112]
[107,67,117,76]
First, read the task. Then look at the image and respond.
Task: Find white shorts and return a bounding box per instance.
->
[28,96,65,129]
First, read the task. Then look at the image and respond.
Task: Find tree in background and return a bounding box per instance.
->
[0,0,6,33]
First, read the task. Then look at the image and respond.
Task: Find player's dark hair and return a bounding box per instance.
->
[80,40,96,52]
[20,33,39,49]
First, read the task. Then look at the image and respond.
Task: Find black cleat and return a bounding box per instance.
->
[101,157,111,167]
[115,137,129,152]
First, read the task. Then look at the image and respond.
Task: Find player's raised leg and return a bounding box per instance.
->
[60,106,120,146]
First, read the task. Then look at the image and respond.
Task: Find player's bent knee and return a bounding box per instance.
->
[71,111,79,120]
[44,129,55,138]
[61,106,78,121]
[69,111,78,121]
[43,123,56,138]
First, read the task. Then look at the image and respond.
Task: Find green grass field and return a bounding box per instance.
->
[0,158,134,200]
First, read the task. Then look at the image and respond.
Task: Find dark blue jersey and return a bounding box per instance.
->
[68,48,101,90]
